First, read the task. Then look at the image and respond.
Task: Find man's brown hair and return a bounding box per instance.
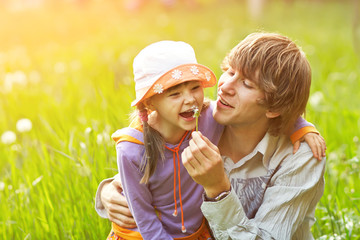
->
[222,32,312,135]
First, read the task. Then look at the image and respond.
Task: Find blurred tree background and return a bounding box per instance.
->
[0,0,359,239]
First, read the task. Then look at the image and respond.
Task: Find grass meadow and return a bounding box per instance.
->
[0,0,359,239]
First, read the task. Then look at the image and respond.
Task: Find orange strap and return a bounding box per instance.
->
[165,131,190,234]
[110,218,212,240]
[174,218,212,240]
[111,222,143,240]
[111,118,144,145]
[290,126,319,144]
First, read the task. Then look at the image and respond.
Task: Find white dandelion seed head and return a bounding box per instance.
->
[190,66,199,75]
[1,131,16,144]
[85,127,92,134]
[309,91,324,107]
[13,71,27,87]
[171,69,182,80]
[16,118,32,132]
[54,62,67,74]
[0,182,5,191]
[153,84,164,94]
[80,142,86,149]
[96,134,104,145]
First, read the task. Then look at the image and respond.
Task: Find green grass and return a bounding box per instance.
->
[0,0,359,239]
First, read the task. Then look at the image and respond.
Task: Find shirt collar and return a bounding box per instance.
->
[229,131,280,170]
[259,132,280,168]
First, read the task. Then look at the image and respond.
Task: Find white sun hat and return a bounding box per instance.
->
[131,40,216,106]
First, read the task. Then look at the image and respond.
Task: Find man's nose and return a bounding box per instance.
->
[218,77,236,96]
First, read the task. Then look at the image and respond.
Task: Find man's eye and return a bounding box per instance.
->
[242,80,253,89]
[192,85,200,90]
[227,67,237,77]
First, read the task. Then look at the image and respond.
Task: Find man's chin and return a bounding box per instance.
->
[213,110,229,125]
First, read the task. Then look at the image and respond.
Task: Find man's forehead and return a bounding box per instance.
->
[229,63,260,85]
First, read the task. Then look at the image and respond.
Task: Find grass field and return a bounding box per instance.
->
[0,0,359,239]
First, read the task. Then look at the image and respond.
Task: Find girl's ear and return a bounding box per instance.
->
[143,99,154,111]
[266,110,280,119]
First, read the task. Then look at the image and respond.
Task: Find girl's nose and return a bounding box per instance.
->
[184,92,196,105]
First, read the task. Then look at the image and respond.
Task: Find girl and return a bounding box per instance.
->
[106,41,321,240]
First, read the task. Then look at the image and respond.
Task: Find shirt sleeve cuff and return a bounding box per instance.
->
[290,126,319,144]
[94,175,117,218]
[201,189,246,229]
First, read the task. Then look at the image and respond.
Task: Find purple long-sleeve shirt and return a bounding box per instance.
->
[115,103,223,239]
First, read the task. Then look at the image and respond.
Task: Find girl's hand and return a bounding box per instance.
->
[293,132,326,160]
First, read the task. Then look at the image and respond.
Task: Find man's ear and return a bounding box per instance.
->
[266,110,280,119]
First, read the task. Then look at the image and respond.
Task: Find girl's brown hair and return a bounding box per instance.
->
[135,103,165,184]
[222,32,311,135]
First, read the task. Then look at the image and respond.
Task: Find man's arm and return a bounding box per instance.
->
[202,150,325,240]
[94,174,136,228]
[182,132,326,240]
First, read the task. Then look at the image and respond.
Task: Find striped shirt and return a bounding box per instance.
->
[201,132,326,240]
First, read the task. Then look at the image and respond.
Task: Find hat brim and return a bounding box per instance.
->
[131,63,216,106]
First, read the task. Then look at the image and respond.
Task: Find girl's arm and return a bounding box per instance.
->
[117,144,173,240]
[290,117,326,160]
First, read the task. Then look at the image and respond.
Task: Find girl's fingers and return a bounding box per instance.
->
[293,141,300,154]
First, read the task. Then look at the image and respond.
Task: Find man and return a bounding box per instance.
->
[96,32,326,239]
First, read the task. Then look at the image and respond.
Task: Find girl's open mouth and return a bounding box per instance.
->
[179,110,195,119]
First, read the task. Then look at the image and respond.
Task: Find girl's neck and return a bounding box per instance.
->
[148,112,186,145]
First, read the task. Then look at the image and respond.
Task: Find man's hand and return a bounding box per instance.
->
[293,132,326,160]
[100,178,136,228]
[182,131,231,198]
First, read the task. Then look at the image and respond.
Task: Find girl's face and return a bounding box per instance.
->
[148,80,204,142]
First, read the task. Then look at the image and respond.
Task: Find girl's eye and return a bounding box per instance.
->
[192,85,200,90]
[169,92,180,97]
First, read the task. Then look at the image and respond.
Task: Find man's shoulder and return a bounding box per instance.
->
[274,135,325,172]
[267,134,324,169]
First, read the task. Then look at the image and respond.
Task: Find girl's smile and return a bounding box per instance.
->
[147,81,204,144]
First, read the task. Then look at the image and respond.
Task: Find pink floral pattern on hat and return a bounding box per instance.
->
[171,69,182,80]
[205,72,211,81]
[153,84,164,94]
[190,66,199,75]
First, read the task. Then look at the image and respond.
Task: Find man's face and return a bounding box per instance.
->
[213,66,270,128]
